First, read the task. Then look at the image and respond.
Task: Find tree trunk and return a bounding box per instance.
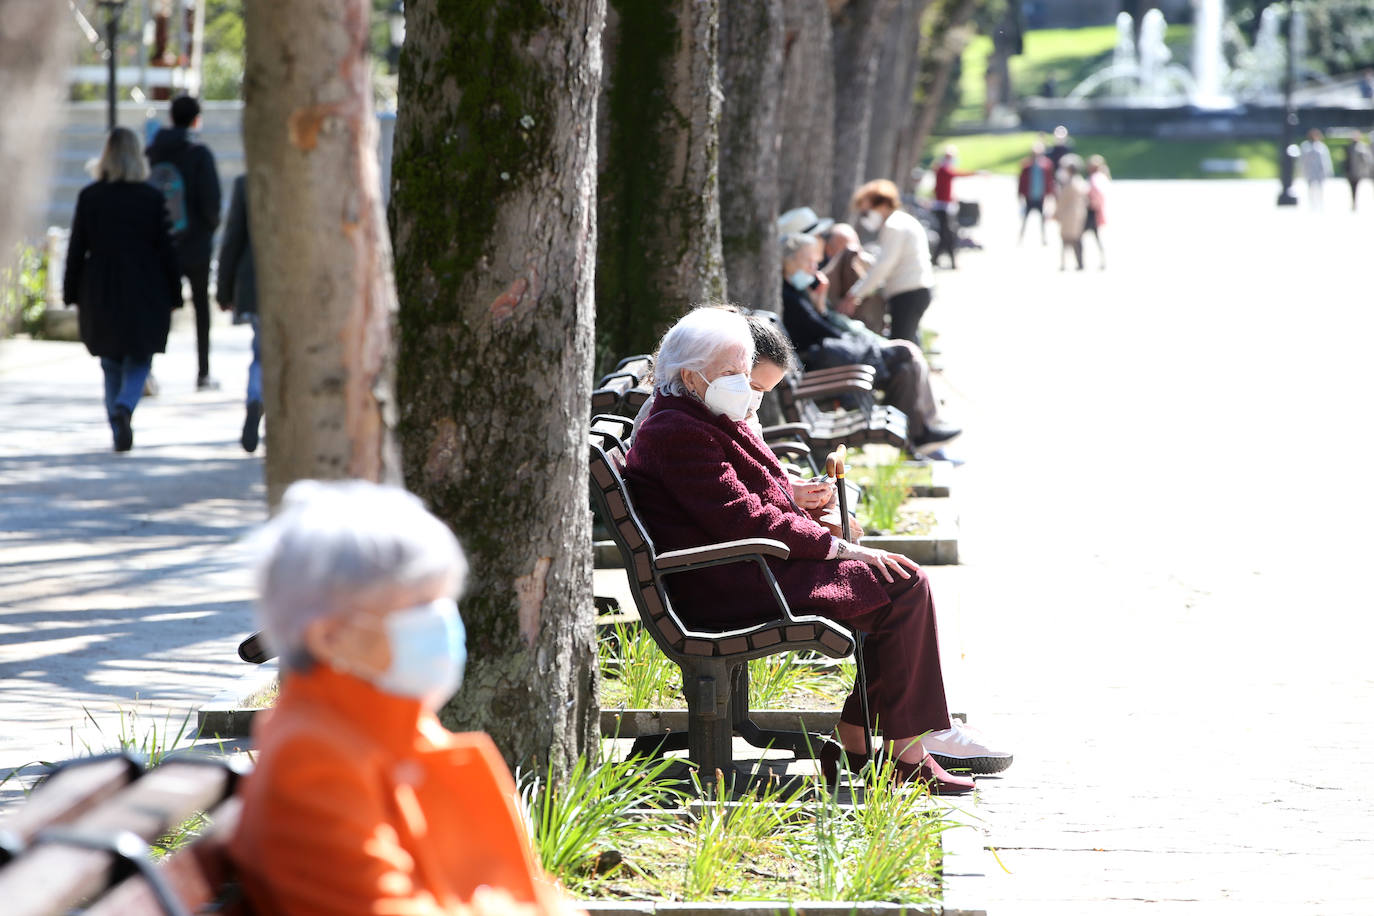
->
[0,0,68,267]
[718,0,784,313]
[596,0,725,370]
[391,0,603,775]
[243,0,402,507]
[866,0,931,188]
[900,0,978,182]
[777,0,835,214]
[829,0,900,219]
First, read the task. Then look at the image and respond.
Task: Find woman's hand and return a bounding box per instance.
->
[838,294,859,317]
[810,271,830,311]
[834,540,920,583]
[792,478,834,510]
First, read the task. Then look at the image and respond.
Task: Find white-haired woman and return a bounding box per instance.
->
[230,480,573,916]
[626,308,1010,793]
[63,126,182,452]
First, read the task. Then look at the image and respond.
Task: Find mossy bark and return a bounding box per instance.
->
[243,0,403,508]
[778,0,836,213]
[390,0,603,775]
[0,0,67,273]
[829,0,902,219]
[902,0,978,180]
[595,0,725,370]
[866,0,932,186]
[718,0,784,314]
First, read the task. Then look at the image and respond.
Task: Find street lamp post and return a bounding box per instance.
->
[388,1,406,75]
[97,0,129,132]
[1277,3,1299,206]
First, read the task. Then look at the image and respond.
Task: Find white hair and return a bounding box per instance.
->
[780,232,817,268]
[251,479,467,668]
[652,307,754,398]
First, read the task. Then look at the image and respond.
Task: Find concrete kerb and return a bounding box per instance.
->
[580,902,970,916]
[195,661,278,740]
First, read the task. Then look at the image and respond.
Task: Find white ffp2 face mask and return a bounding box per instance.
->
[697,371,754,422]
[372,597,467,711]
[859,210,883,233]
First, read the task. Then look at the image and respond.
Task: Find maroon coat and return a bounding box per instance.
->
[625,393,890,629]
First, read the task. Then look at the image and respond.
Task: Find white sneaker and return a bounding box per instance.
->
[923,722,1013,775]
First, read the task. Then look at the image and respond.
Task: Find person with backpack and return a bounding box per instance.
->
[146,94,222,390]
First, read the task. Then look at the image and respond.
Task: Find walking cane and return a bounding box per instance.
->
[825,444,851,542]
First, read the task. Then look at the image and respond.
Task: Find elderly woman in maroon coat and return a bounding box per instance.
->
[626,308,1010,794]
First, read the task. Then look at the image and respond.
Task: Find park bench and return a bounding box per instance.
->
[591,355,654,417]
[588,425,870,789]
[0,753,252,916]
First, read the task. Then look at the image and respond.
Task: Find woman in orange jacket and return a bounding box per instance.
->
[230,479,577,916]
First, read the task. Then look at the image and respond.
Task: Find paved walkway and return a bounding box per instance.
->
[926,177,1374,912]
[0,310,263,794]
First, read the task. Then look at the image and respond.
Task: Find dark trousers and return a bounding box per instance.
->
[887,287,932,346]
[933,209,957,268]
[838,569,951,739]
[183,261,212,380]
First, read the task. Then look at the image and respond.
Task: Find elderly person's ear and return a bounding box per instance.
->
[302,613,391,680]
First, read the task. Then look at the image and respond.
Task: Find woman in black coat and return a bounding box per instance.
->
[63,126,182,452]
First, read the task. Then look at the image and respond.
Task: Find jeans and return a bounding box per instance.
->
[101,356,152,420]
[184,261,212,379]
[246,314,262,405]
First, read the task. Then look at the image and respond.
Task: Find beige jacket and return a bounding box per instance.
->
[1056,175,1089,240]
[847,209,933,300]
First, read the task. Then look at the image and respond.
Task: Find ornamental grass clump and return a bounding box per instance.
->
[518,744,688,890]
[599,618,681,708]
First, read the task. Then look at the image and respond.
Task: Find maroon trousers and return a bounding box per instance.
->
[837,568,951,739]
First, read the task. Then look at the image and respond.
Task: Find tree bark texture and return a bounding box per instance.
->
[828,0,900,219]
[865,0,930,188]
[391,0,602,774]
[777,0,835,214]
[243,0,402,508]
[596,0,725,370]
[902,0,978,180]
[0,0,68,263]
[718,0,784,313]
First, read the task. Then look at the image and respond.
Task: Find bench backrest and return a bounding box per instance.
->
[0,758,248,916]
[588,436,699,662]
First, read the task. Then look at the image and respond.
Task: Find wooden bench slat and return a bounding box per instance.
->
[85,798,248,916]
[0,757,139,859]
[0,762,235,916]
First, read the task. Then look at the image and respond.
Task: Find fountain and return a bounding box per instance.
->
[1023,1,1374,142]
[1191,0,1230,108]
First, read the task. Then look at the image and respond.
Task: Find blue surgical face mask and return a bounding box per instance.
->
[372,597,467,711]
[787,269,814,291]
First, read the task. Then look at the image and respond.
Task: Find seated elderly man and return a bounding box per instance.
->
[818,223,882,335]
[626,307,1011,793]
[230,479,573,916]
[780,232,960,450]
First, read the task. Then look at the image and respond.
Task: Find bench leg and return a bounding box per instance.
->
[684,661,735,790]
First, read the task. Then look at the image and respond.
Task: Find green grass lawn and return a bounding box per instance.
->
[952,25,1195,124]
[928,131,1315,180]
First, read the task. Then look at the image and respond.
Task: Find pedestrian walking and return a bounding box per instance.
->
[1017,141,1056,245]
[1055,156,1089,272]
[1299,129,1334,211]
[1085,154,1110,269]
[216,175,262,453]
[63,127,182,452]
[1344,131,1373,212]
[146,95,222,389]
[842,179,936,345]
[1047,124,1074,170]
[931,146,978,269]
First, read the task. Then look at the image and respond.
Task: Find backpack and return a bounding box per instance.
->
[148,160,189,238]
